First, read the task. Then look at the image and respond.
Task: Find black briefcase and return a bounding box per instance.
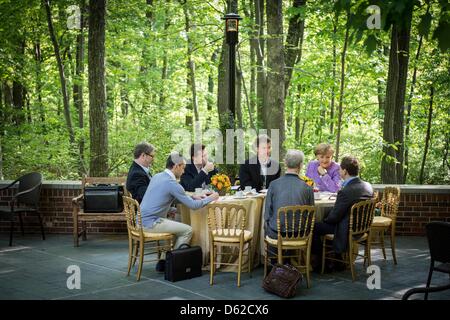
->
[165,244,202,282]
[83,185,124,213]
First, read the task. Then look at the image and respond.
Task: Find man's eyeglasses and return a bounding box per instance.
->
[146,153,155,158]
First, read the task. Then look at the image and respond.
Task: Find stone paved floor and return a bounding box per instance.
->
[0,234,449,300]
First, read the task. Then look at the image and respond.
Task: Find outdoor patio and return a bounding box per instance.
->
[0,233,449,300]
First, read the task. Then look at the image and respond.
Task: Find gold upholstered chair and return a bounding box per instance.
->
[207,203,252,287]
[123,196,173,281]
[264,205,316,288]
[370,186,401,264]
[322,199,377,281]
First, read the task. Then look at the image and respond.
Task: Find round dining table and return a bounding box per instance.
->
[178,192,337,269]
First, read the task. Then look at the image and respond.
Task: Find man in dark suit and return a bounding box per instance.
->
[180,144,218,192]
[126,142,155,203]
[311,155,373,271]
[239,134,281,191]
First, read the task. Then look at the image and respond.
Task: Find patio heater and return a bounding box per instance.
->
[223,13,241,128]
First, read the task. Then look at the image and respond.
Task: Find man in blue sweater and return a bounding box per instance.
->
[140,152,219,272]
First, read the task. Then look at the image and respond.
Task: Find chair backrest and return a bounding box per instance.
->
[349,199,376,237]
[426,221,450,264]
[276,205,315,242]
[207,204,247,238]
[381,186,400,218]
[17,172,43,206]
[82,176,130,196]
[122,196,143,237]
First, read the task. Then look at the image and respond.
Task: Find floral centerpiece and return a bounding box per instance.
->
[299,175,314,188]
[210,173,231,196]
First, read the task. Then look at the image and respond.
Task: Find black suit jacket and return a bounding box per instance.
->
[324,177,373,253]
[238,157,281,191]
[180,163,218,192]
[126,161,151,203]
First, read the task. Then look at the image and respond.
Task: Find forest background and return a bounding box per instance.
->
[0,0,449,184]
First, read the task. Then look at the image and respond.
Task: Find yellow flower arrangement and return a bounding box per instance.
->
[299,175,314,187]
[210,173,231,194]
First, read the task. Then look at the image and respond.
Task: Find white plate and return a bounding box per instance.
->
[259,189,268,193]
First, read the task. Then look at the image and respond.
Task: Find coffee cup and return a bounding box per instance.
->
[244,186,252,193]
[194,188,203,195]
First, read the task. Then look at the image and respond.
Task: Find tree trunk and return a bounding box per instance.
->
[249,1,256,118]
[183,3,199,123]
[419,86,434,184]
[255,0,266,128]
[284,0,306,98]
[206,50,217,129]
[266,0,285,152]
[236,67,243,128]
[34,41,45,124]
[381,6,413,183]
[404,34,424,183]
[88,0,108,176]
[43,0,75,145]
[74,0,86,176]
[159,2,170,108]
[335,11,350,162]
[330,20,337,135]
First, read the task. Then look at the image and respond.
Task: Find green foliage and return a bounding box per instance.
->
[0,0,448,186]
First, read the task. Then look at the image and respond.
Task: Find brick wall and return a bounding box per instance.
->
[394,193,450,236]
[0,181,449,236]
[0,181,127,235]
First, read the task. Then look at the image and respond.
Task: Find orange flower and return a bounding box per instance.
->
[217,182,223,190]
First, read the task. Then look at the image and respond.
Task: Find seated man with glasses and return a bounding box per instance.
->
[126,142,156,204]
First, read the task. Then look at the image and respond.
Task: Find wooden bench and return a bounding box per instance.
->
[72,177,129,247]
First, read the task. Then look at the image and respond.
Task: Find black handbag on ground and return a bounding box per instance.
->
[165,244,202,282]
[83,185,124,213]
[262,264,302,298]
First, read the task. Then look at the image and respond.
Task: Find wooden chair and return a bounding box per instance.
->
[207,203,252,287]
[264,205,315,288]
[123,196,173,281]
[370,186,400,264]
[321,199,376,281]
[72,176,129,247]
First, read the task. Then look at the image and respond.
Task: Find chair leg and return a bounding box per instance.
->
[380,231,386,260]
[127,238,133,276]
[18,212,24,236]
[263,243,268,277]
[237,241,244,287]
[349,243,356,282]
[209,242,215,286]
[37,211,45,240]
[137,240,145,281]
[132,241,138,267]
[306,246,311,289]
[156,240,161,260]
[321,239,327,274]
[73,210,79,247]
[247,242,252,276]
[425,263,434,300]
[390,227,397,265]
[82,221,87,241]
[9,217,14,246]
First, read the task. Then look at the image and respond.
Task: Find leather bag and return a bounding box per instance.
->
[83,185,124,213]
[262,264,302,298]
[165,244,203,282]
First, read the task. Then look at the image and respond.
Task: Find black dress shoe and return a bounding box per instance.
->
[155,259,166,272]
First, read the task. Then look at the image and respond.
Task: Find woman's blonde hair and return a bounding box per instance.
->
[314,143,334,156]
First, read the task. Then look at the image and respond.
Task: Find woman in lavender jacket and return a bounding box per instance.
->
[305,143,341,193]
